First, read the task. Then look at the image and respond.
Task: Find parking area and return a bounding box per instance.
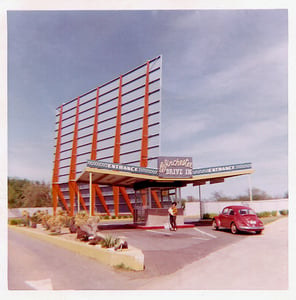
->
[8,217,288,290]
[99,224,250,277]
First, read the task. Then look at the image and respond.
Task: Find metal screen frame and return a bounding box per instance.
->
[52,56,162,216]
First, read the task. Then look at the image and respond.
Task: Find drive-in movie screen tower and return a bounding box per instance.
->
[52,55,254,220]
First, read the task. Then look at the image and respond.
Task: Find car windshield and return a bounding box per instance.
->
[239,208,256,215]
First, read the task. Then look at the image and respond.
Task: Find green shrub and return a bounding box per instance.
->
[256,211,272,218]
[271,210,278,216]
[8,218,25,225]
[100,234,120,248]
[114,263,131,271]
[203,213,217,219]
[279,209,288,216]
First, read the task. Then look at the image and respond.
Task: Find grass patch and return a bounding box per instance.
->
[114,263,132,271]
[202,213,218,219]
[8,218,25,226]
[260,215,286,225]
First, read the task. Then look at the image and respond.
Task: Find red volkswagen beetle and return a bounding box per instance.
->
[212,205,264,234]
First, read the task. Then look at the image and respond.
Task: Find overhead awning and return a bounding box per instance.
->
[76,161,254,190]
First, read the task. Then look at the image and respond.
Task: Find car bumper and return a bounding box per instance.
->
[238,225,264,231]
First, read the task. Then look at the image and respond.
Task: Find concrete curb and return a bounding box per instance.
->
[136,224,195,229]
[8,225,144,271]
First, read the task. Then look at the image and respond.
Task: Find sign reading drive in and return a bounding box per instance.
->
[158,156,193,178]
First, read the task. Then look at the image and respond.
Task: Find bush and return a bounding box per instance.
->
[8,218,25,226]
[100,234,120,248]
[41,212,51,230]
[279,209,288,216]
[256,211,272,218]
[73,211,100,236]
[31,210,44,224]
[203,213,217,219]
[271,210,278,216]
[114,263,131,270]
[45,211,69,233]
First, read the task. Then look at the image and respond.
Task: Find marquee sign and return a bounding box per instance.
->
[87,160,158,176]
[158,156,193,178]
[192,162,252,176]
[87,160,252,179]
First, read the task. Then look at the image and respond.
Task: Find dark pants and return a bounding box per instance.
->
[169,215,177,230]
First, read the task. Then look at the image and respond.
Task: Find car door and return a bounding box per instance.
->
[220,208,234,228]
[226,208,235,228]
[219,208,229,227]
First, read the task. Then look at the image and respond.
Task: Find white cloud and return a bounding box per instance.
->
[161,113,209,144]
[189,112,287,162]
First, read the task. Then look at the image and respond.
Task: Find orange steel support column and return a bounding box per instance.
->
[151,190,161,208]
[75,185,88,211]
[52,106,70,215]
[119,187,134,214]
[67,98,88,215]
[69,97,80,217]
[52,185,59,216]
[56,185,69,212]
[52,106,63,215]
[72,182,88,214]
[94,185,110,216]
[90,87,99,216]
[139,61,150,207]
[112,76,123,217]
[91,87,99,161]
[90,87,109,215]
[112,186,120,217]
[113,76,122,164]
[141,61,150,168]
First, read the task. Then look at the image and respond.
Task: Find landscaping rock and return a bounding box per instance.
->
[76,228,90,241]
[88,235,104,245]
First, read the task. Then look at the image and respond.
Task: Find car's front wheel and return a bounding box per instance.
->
[230,222,238,234]
[256,230,262,235]
[212,219,219,230]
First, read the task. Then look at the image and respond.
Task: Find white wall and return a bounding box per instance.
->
[184,199,288,218]
[201,199,288,215]
[8,199,289,220]
[183,201,201,217]
[8,207,61,218]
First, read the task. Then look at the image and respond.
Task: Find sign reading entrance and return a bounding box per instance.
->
[158,156,193,178]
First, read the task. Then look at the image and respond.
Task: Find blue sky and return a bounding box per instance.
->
[5,8,289,199]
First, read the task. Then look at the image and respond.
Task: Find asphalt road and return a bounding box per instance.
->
[140,217,289,290]
[7,218,289,290]
[99,224,247,277]
[8,228,138,290]
[8,223,249,290]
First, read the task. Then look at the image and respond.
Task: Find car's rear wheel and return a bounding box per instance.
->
[230,222,238,234]
[212,219,219,230]
[256,230,262,234]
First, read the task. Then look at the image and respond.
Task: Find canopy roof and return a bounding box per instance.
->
[77,161,254,190]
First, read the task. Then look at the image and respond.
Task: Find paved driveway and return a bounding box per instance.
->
[136,217,289,289]
[8,217,289,290]
[100,222,254,278]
